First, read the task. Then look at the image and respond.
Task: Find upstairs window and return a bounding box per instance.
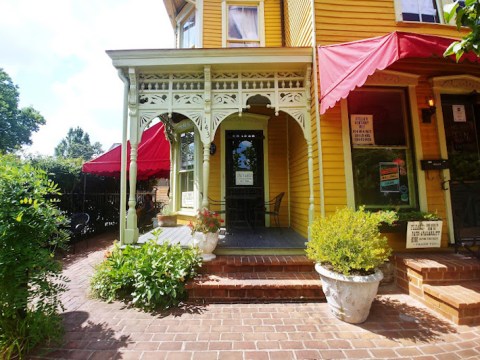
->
[223,1,264,47]
[396,0,465,24]
[180,11,196,48]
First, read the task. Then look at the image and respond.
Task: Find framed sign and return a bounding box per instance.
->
[406,221,443,248]
[350,114,375,146]
[181,191,194,208]
[452,105,467,122]
[235,171,253,185]
[379,162,400,193]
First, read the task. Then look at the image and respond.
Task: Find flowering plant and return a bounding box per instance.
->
[188,208,223,234]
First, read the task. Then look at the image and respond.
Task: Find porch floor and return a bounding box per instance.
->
[138,226,307,255]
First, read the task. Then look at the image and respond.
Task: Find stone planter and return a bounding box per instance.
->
[315,263,383,324]
[192,231,219,262]
[157,214,177,227]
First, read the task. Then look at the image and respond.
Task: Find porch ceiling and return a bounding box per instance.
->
[106,47,313,73]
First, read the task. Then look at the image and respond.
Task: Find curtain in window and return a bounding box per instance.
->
[228,6,258,42]
[401,0,437,16]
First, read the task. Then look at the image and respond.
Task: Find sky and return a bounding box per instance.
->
[0,0,175,156]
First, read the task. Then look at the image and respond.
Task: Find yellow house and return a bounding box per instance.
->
[109,0,480,254]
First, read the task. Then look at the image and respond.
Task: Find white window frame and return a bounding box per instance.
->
[394,0,465,25]
[176,2,202,48]
[173,123,201,215]
[222,0,265,48]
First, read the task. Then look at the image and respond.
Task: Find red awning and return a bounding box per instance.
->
[82,122,170,180]
[318,31,480,114]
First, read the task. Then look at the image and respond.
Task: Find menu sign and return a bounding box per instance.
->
[379,162,400,193]
[351,114,375,146]
[406,221,443,248]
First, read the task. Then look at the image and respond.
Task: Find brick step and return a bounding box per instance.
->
[395,253,480,284]
[198,255,315,274]
[186,272,324,302]
[423,281,480,325]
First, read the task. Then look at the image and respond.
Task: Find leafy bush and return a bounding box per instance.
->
[396,210,441,222]
[90,231,201,311]
[306,207,394,276]
[0,155,69,359]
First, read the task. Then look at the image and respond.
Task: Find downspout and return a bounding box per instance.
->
[311,0,325,217]
[118,68,129,245]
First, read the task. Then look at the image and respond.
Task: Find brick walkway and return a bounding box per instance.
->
[31,233,480,360]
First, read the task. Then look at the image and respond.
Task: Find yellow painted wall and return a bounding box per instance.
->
[314,0,468,45]
[284,0,313,47]
[267,114,289,226]
[288,116,310,237]
[203,0,283,48]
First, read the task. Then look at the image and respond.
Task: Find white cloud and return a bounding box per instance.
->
[0,0,174,155]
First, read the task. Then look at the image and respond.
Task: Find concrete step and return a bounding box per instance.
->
[186,271,324,302]
[423,281,480,325]
[198,255,316,274]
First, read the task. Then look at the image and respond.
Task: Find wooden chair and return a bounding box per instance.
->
[256,192,285,227]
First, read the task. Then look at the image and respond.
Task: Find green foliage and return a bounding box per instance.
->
[444,0,480,61]
[188,208,223,234]
[396,210,441,222]
[54,126,103,161]
[29,155,83,193]
[306,207,394,276]
[0,68,46,153]
[90,232,202,311]
[0,155,69,359]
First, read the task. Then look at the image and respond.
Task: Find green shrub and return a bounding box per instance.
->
[306,207,394,276]
[90,231,202,311]
[0,155,69,359]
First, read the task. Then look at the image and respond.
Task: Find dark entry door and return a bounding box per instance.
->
[225,130,265,229]
[441,94,480,239]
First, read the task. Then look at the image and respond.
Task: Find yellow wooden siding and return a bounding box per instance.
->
[203,0,222,48]
[314,0,468,46]
[288,115,310,237]
[264,0,283,47]
[267,114,289,226]
[202,0,282,48]
[284,0,313,47]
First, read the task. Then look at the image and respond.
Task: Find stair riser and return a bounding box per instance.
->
[198,264,315,274]
[188,288,325,302]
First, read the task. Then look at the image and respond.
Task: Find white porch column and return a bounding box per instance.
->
[202,141,210,209]
[124,68,140,244]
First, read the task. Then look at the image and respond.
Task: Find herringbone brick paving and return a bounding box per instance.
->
[31,232,480,359]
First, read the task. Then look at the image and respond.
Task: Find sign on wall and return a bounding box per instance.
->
[182,191,194,208]
[235,171,254,186]
[350,114,375,145]
[452,105,467,122]
[379,162,400,193]
[406,221,443,249]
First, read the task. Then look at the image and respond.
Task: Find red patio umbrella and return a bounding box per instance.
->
[82,122,170,180]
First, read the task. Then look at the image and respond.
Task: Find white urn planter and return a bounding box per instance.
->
[315,263,383,324]
[192,231,219,262]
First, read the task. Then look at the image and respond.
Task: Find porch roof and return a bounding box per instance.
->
[106,47,313,72]
[318,31,480,114]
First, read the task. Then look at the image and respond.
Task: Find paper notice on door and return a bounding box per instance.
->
[236,171,253,185]
[350,114,375,146]
[452,105,467,122]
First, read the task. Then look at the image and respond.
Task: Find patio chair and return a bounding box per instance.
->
[256,192,285,227]
[70,212,90,253]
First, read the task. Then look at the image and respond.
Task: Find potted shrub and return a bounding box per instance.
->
[188,208,222,262]
[306,207,395,324]
[157,206,177,227]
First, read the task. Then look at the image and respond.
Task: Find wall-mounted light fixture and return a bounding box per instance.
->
[422,98,436,123]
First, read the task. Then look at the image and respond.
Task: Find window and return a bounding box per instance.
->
[396,0,465,24]
[223,1,264,47]
[180,10,196,48]
[179,131,195,210]
[347,88,418,209]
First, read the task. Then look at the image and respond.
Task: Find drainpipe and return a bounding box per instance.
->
[118,68,129,245]
[311,0,325,217]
